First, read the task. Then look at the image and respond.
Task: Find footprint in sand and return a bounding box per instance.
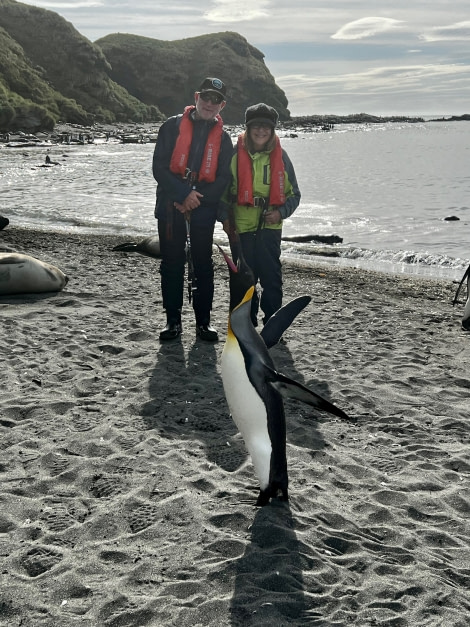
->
[20,546,63,577]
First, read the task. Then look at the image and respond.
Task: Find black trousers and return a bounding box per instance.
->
[235,229,283,325]
[158,210,215,326]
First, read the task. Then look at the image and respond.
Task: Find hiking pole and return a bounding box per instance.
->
[185,212,197,303]
[183,169,198,303]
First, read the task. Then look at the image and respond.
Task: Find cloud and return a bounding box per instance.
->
[420,21,470,42]
[278,63,470,96]
[332,17,404,40]
[274,61,470,115]
[205,0,269,23]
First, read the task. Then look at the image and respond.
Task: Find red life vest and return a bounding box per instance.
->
[169,106,223,183]
[236,134,286,206]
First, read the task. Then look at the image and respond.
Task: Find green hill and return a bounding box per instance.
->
[95,31,289,125]
[0,0,164,130]
[0,26,90,130]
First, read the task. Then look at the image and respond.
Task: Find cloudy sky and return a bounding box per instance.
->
[25,0,470,116]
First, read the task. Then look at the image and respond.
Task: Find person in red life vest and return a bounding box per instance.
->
[152,77,233,341]
[221,103,301,327]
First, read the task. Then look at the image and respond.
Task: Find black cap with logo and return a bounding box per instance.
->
[199,77,227,100]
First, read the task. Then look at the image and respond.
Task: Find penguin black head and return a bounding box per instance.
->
[217,245,255,312]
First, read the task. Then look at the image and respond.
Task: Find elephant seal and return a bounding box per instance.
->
[0,253,68,295]
[113,235,161,259]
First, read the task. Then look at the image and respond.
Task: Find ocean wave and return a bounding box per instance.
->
[341,246,469,269]
[280,241,469,280]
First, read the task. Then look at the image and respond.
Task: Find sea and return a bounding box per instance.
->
[1,120,469,282]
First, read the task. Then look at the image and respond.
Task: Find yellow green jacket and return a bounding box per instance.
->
[220,147,301,233]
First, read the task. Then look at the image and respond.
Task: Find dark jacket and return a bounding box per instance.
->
[152,112,233,226]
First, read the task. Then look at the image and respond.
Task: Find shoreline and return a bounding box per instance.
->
[3,221,467,284]
[1,226,469,626]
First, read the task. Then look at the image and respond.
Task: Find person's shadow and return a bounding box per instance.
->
[141,335,247,473]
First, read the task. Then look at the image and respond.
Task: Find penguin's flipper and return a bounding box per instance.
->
[268,369,351,421]
[260,296,312,348]
[452,263,470,306]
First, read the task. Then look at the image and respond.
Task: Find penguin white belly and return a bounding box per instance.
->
[221,337,272,490]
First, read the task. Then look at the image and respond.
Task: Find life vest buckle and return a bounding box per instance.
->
[183,168,197,185]
[253,196,267,209]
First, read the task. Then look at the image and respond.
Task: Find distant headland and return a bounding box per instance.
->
[287,113,425,127]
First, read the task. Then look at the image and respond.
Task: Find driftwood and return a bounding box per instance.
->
[281,234,343,244]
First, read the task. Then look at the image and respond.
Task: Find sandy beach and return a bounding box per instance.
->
[0,226,469,626]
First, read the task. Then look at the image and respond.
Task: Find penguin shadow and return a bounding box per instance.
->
[230,502,316,626]
[140,334,245,472]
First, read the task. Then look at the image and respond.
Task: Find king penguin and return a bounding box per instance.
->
[453,262,470,330]
[219,246,350,506]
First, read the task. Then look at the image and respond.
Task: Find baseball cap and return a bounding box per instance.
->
[199,77,227,100]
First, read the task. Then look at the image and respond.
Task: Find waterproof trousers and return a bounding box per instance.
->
[236,229,283,325]
[157,210,215,326]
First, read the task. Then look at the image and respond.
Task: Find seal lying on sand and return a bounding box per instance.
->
[0,253,68,295]
[113,235,161,259]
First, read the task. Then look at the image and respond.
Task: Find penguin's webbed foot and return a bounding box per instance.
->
[256,485,289,507]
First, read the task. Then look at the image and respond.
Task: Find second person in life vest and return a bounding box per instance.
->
[220,102,301,327]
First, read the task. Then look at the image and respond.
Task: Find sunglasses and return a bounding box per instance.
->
[199,92,224,105]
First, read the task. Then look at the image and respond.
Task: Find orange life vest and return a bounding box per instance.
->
[169,106,223,183]
[236,134,286,206]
